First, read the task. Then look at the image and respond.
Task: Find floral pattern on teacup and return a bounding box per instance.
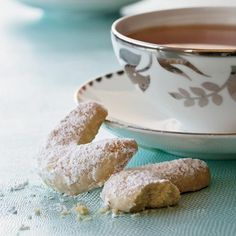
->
[119,48,236,108]
[170,66,236,107]
[119,48,210,92]
[119,48,151,91]
[156,51,210,80]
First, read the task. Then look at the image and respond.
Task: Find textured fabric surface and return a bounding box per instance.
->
[0,1,236,235]
[1,148,236,236]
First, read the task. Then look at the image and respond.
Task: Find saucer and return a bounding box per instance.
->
[75,70,236,159]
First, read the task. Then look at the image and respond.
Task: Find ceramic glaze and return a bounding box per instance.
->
[112,7,236,133]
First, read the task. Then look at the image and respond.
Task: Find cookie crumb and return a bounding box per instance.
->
[28,215,32,220]
[111,209,119,218]
[19,224,30,231]
[59,198,68,203]
[131,213,141,218]
[10,180,28,192]
[76,215,83,221]
[60,209,71,218]
[57,204,69,214]
[34,208,41,216]
[83,216,92,221]
[8,206,17,215]
[98,206,110,214]
[74,203,89,215]
[105,210,111,215]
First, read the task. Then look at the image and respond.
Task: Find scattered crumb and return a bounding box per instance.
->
[60,209,71,218]
[105,210,111,215]
[197,208,206,214]
[98,206,110,214]
[30,194,36,198]
[28,215,32,220]
[83,216,92,221]
[19,224,30,231]
[55,203,67,213]
[111,209,119,218]
[34,208,41,216]
[76,214,92,222]
[110,209,125,218]
[55,203,71,218]
[112,209,119,214]
[131,213,141,218]
[111,213,118,218]
[8,206,17,215]
[77,215,83,221]
[59,198,68,203]
[10,180,28,192]
[48,196,55,200]
[74,203,89,215]
[0,193,4,198]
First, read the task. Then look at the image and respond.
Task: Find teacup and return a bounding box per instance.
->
[111,7,236,133]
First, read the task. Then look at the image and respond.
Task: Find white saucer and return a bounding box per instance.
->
[75,70,236,159]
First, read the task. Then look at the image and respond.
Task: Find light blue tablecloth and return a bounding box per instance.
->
[0,1,236,235]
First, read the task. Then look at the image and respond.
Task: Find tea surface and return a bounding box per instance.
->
[127,25,236,49]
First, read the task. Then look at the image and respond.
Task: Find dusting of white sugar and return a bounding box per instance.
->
[37,101,137,195]
[101,169,168,202]
[40,138,136,186]
[45,102,107,148]
[140,158,208,179]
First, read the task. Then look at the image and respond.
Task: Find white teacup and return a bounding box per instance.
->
[111,7,236,133]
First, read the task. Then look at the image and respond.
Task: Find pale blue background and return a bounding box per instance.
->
[0,1,236,235]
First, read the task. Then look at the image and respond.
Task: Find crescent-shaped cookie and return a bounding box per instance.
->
[38,102,138,195]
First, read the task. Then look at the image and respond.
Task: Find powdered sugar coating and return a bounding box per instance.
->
[46,102,108,148]
[143,158,207,176]
[101,169,180,212]
[133,158,211,193]
[102,169,168,199]
[38,102,138,195]
[40,139,137,187]
[101,158,210,212]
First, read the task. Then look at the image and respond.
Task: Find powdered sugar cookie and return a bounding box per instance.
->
[101,158,210,212]
[101,169,180,213]
[38,102,138,195]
